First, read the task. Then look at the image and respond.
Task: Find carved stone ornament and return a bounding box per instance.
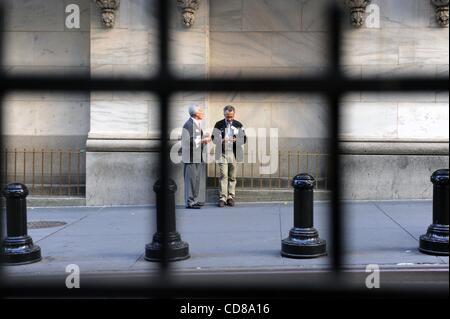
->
[345,0,371,28]
[432,0,449,27]
[94,0,120,28]
[176,0,200,28]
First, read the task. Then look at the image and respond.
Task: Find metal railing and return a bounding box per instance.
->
[208,151,329,190]
[0,148,85,196]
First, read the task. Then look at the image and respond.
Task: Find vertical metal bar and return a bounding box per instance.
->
[41,149,44,194]
[288,151,291,185]
[23,149,26,184]
[251,151,254,188]
[316,154,320,190]
[278,151,281,188]
[241,162,244,188]
[269,152,272,190]
[50,150,53,196]
[32,149,35,193]
[214,163,217,188]
[59,150,62,195]
[14,148,17,182]
[68,149,72,196]
[77,149,81,196]
[259,152,263,189]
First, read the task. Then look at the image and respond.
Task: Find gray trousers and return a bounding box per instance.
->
[184,163,206,206]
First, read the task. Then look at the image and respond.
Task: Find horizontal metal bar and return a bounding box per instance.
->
[0,76,447,93]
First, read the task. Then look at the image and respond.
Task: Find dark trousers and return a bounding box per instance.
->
[184,163,206,207]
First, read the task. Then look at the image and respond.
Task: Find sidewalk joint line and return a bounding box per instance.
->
[373,202,419,242]
[129,253,145,270]
[35,206,105,244]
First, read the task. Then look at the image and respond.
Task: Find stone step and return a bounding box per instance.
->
[27,196,86,207]
[206,188,331,202]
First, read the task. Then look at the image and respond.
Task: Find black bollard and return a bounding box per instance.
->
[281,174,326,258]
[419,169,449,256]
[145,179,190,262]
[1,183,41,265]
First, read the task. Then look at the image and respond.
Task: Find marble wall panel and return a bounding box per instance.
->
[342,29,401,65]
[2,100,90,136]
[300,0,328,31]
[340,102,398,139]
[210,32,272,67]
[91,29,149,65]
[2,32,35,65]
[271,102,329,138]
[398,103,449,139]
[168,30,208,65]
[33,32,89,66]
[90,101,149,134]
[210,0,242,31]
[271,32,327,67]
[242,0,301,31]
[3,0,64,31]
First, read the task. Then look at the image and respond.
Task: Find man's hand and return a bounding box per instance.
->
[201,137,211,144]
[223,136,237,143]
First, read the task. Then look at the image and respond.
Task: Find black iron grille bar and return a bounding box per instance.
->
[157,0,170,273]
[0,5,4,283]
[1,77,448,92]
[328,4,343,271]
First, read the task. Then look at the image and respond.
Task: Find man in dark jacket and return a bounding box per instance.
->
[181,104,210,209]
[212,105,247,207]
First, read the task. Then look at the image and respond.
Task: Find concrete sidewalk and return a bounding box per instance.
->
[3,200,449,279]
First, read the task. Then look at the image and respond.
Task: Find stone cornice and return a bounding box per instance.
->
[86,136,449,155]
[340,140,449,155]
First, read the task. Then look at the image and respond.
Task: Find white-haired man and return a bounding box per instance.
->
[181,104,211,209]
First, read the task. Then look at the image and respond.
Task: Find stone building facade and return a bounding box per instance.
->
[1,0,449,205]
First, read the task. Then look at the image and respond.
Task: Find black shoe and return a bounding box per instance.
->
[186,204,201,209]
[218,200,226,208]
[227,199,235,207]
[196,202,205,207]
